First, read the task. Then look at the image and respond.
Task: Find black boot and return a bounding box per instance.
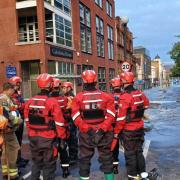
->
[113,165,119,174]
[62,167,70,178]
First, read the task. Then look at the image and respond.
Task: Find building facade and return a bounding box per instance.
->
[72,0,117,93]
[151,55,168,87]
[133,46,151,89]
[0,0,117,97]
[115,16,137,75]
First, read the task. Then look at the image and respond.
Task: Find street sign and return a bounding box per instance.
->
[6,66,17,78]
[121,61,131,72]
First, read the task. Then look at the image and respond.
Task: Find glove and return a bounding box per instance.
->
[94,129,105,145]
[111,138,118,151]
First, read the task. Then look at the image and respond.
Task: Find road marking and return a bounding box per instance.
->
[150,100,176,104]
[23,171,31,179]
[143,140,151,159]
[23,171,43,179]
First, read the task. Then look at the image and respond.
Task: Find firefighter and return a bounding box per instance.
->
[110,77,122,174]
[50,78,70,178]
[0,106,8,157]
[111,72,150,180]
[61,82,78,164]
[0,83,22,180]
[8,76,28,168]
[71,70,115,180]
[24,73,66,180]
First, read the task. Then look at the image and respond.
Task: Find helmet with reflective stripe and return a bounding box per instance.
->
[111,77,121,88]
[37,73,53,89]
[8,76,22,85]
[52,78,61,88]
[120,72,135,84]
[82,70,97,83]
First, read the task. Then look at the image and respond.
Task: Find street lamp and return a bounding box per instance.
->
[121,16,129,60]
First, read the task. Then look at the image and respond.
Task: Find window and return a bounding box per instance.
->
[54,0,71,15]
[48,61,74,75]
[45,13,53,42]
[96,16,104,57]
[76,64,82,86]
[80,3,92,53]
[98,67,106,91]
[82,64,93,71]
[109,68,115,80]
[18,16,39,42]
[48,61,56,74]
[58,61,74,75]
[95,0,102,8]
[106,1,112,17]
[107,25,114,59]
[55,14,72,47]
[45,0,52,4]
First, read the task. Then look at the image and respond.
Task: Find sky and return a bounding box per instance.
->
[115,0,180,64]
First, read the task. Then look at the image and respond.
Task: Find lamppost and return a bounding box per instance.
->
[121,16,129,60]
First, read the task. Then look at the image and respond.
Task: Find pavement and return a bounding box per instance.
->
[1,85,180,180]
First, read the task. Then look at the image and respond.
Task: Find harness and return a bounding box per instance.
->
[126,91,145,123]
[28,97,55,131]
[80,92,105,124]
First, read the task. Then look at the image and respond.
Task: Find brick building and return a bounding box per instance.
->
[0,0,117,97]
[115,16,137,75]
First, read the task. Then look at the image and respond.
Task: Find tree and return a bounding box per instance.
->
[169,41,180,77]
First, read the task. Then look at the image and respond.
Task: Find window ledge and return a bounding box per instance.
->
[81,51,92,55]
[15,41,41,46]
[45,41,74,51]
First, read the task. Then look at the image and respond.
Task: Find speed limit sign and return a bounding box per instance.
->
[121,61,131,72]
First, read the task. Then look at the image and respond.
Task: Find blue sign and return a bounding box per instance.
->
[6,66,17,79]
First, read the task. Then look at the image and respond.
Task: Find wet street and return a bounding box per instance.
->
[1,86,180,180]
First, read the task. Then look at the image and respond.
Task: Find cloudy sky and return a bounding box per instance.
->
[115,0,180,64]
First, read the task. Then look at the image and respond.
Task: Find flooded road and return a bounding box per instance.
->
[1,86,180,180]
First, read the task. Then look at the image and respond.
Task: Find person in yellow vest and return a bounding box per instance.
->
[0,83,22,180]
[0,106,8,157]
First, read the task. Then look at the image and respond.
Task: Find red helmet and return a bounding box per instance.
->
[111,77,121,88]
[52,78,61,88]
[37,73,53,89]
[120,72,135,84]
[82,70,97,83]
[61,82,71,88]
[8,76,22,85]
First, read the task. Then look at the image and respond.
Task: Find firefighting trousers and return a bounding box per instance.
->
[15,121,24,160]
[113,139,119,166]
[59,140,69,168]
[79,131,114,177]
[1,132,20,178]
[29,136,57,180]
[68,124,78,160]
[121,128,145,176]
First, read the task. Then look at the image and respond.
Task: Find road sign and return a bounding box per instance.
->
[6,66,17,78]
[121,61,131,72]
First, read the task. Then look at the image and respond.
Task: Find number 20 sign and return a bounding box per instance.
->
[121,62,131,72]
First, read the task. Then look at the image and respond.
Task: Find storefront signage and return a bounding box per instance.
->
[50,46,73,58]
[6,66,17,78]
